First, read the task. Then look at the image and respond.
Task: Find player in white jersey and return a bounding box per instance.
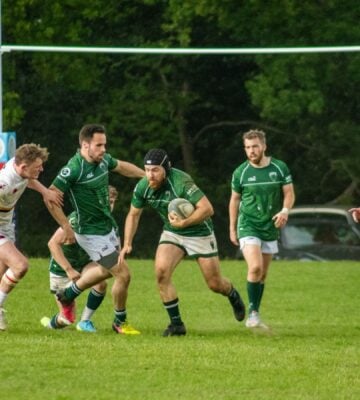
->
[0,143,62,330]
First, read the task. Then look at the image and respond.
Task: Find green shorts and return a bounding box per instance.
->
[159,230,218,258]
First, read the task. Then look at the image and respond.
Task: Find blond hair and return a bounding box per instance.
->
[242,129,266,144]
[15,143,49,165]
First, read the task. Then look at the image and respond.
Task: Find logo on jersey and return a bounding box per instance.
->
[86,172,94,179]
[99,162,106,170]
[269,172,277,181]
[248,176,256,182]
[186,185,199,196]
[60,167,71,177]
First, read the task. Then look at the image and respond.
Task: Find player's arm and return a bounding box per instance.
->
[272,183,296,228]
[119,205,143,264]
[348,207,360,223]
[27,179,63,207]
[48,228,81,282]
[168,195,214,229]
[112,160,145,178]
[45,185,75,243]
[229,190,241,246]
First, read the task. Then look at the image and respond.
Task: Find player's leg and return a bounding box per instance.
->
[155,242,186,336]
[257,253,273,312]
[0,241,29,330]
[41,273,76,329]
[76,262,107,332]
[197,255,245,322]
[56,264,110,305]
[0,260,7,330]
[241,238,268,328]
[252,240,277,317]
[109,258,140,335]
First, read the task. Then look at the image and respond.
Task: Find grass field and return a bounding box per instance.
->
[0,258,359,400]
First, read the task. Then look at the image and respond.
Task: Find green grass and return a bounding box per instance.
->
[1,259,359,400]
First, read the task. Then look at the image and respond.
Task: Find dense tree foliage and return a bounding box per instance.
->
[2,0,359,257]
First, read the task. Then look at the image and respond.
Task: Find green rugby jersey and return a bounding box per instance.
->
[49,212,91,277]
[231,157,292,241]
[131,168,214,237]
[52,150,118,235]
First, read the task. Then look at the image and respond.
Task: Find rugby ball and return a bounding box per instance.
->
[168,198,195,219]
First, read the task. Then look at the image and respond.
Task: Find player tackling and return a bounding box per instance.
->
[0,143,62,330]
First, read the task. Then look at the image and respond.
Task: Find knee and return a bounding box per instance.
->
[155,265,170,285]
[113,263,131,284]
[248,264,262,280]
[15,260,29,279]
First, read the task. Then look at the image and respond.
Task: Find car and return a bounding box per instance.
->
[277,206,360,261]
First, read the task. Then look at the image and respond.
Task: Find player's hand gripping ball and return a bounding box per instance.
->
[168,198,195,220]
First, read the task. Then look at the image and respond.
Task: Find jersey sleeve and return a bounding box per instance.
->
[278,160,293,185]
[181,177,204,204]
[104,153,118,170]
[131,179,147,209]
[52,161,79,193]
[231,168,242,194]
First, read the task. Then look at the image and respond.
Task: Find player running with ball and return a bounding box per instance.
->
[120,148,246,336]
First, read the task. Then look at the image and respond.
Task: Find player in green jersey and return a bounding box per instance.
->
[119,148,245,336]
[229,129,295,329]
[45,124,145,335]
[40,186,119,332]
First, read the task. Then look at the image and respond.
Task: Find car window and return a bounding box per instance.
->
[282,212,360,248]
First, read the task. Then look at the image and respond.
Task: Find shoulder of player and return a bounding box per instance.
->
[232,161,250,175]
[103,152,117,164]
[133,176,148,194]
[58,154,83,180]
[269,157,289,170]
[168,168,193,181]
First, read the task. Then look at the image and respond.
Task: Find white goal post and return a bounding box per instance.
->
[0,43,359,130]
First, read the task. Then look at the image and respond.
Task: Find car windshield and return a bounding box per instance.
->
[282,212,360,249]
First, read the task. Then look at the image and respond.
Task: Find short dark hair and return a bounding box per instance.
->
[79,124,106,145]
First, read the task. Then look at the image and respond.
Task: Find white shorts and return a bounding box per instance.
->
[0,223,15,246]
[75,228,120,262]
[49,272,72,293]
[239,236,278,254]
[159,230,218,258]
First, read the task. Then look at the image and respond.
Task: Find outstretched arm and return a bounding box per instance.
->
[28,179,63,207]
[119,205,143,264]
[45,185,75,243]
[112,160,145,178]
